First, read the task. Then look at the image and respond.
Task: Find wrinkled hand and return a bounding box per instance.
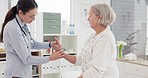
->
[50,37,62,51]
[78,75,83,78]
[49,50,65,61]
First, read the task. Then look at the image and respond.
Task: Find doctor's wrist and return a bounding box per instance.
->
[49,42,51,48]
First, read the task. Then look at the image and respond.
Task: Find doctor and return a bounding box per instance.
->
[63,3,119,78]
[0,0,64,78]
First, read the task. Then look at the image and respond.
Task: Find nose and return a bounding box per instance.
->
[87,14,90,21]
[87,17,90,21]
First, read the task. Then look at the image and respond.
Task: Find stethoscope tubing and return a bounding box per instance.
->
[15,17,29,48]
[15,17,27,36]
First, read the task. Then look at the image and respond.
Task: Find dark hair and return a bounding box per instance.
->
[0,0,38,42]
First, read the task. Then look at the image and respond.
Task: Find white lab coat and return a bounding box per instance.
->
[3,15,49,78]
[76,27,119,78]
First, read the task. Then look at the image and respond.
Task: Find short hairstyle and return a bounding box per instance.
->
[91,3,116,26]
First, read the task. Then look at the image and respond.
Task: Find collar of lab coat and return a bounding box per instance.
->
[15,14,26,27]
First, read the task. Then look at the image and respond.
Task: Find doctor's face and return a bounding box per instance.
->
[87,9,99,28]
[19,8,38,24]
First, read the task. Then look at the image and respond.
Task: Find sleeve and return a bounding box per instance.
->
[75,55,83,66]
[83,35,112,78]
[75,34,94,66]
[7,25,49,65]
[30,38,49,49]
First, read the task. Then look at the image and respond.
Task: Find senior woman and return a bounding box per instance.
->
[63,3,119,78]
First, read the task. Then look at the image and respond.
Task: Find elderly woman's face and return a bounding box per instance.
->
[87,9,99,28]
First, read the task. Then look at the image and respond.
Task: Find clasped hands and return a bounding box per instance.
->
[49,38,83,78]
[49,37,66,61]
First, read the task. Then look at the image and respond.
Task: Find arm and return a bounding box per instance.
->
[50,37,62,51]
[49,50,65,61]
[49,38,77,63]
[79,75,83,78]
[64,53,77,64]
[31,37,61,51]
[31,39,49,49]
[7,25,64,65]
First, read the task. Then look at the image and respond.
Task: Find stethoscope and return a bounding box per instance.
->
[15,17,27,36]
[15,17,33,49]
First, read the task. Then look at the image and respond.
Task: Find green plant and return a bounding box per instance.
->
[123,30,139,55]
[117,41,127,59]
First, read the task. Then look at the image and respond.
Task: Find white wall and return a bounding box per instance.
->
[111,0,147,58]
[0,0,8,32]
[134,0,147,57]
[0,0,18,32]
[11,0,18,7]
[36,0,70,22]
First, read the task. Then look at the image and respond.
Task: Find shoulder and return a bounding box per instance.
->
[102,28,115,40]
[5,19,20,34]
[95,29,115,44]
[5,19,19,31]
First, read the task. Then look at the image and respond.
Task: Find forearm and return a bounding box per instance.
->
[79,75,83,78]
[24,56,49,65]
[64,54,77,64]
[49,50,65,61]
[31,41,49,49]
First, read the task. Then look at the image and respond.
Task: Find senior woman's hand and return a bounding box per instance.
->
[78,75,83,78]
[50,37,62,51]
[49,50,66,61]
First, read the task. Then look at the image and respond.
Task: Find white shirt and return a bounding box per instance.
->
[3,15,50,78]
[76,27,119,78]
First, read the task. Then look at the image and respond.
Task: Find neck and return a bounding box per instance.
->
[18,14,24,23]
[95,25,107,35]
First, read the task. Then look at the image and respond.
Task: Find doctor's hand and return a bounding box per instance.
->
[50,37,62,51]
[49,50,65,61]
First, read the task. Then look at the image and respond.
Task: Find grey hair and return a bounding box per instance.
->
[91,3,116,26]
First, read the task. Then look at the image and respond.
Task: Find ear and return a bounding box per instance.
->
[18,10,25,15]
[97,15,102,20]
